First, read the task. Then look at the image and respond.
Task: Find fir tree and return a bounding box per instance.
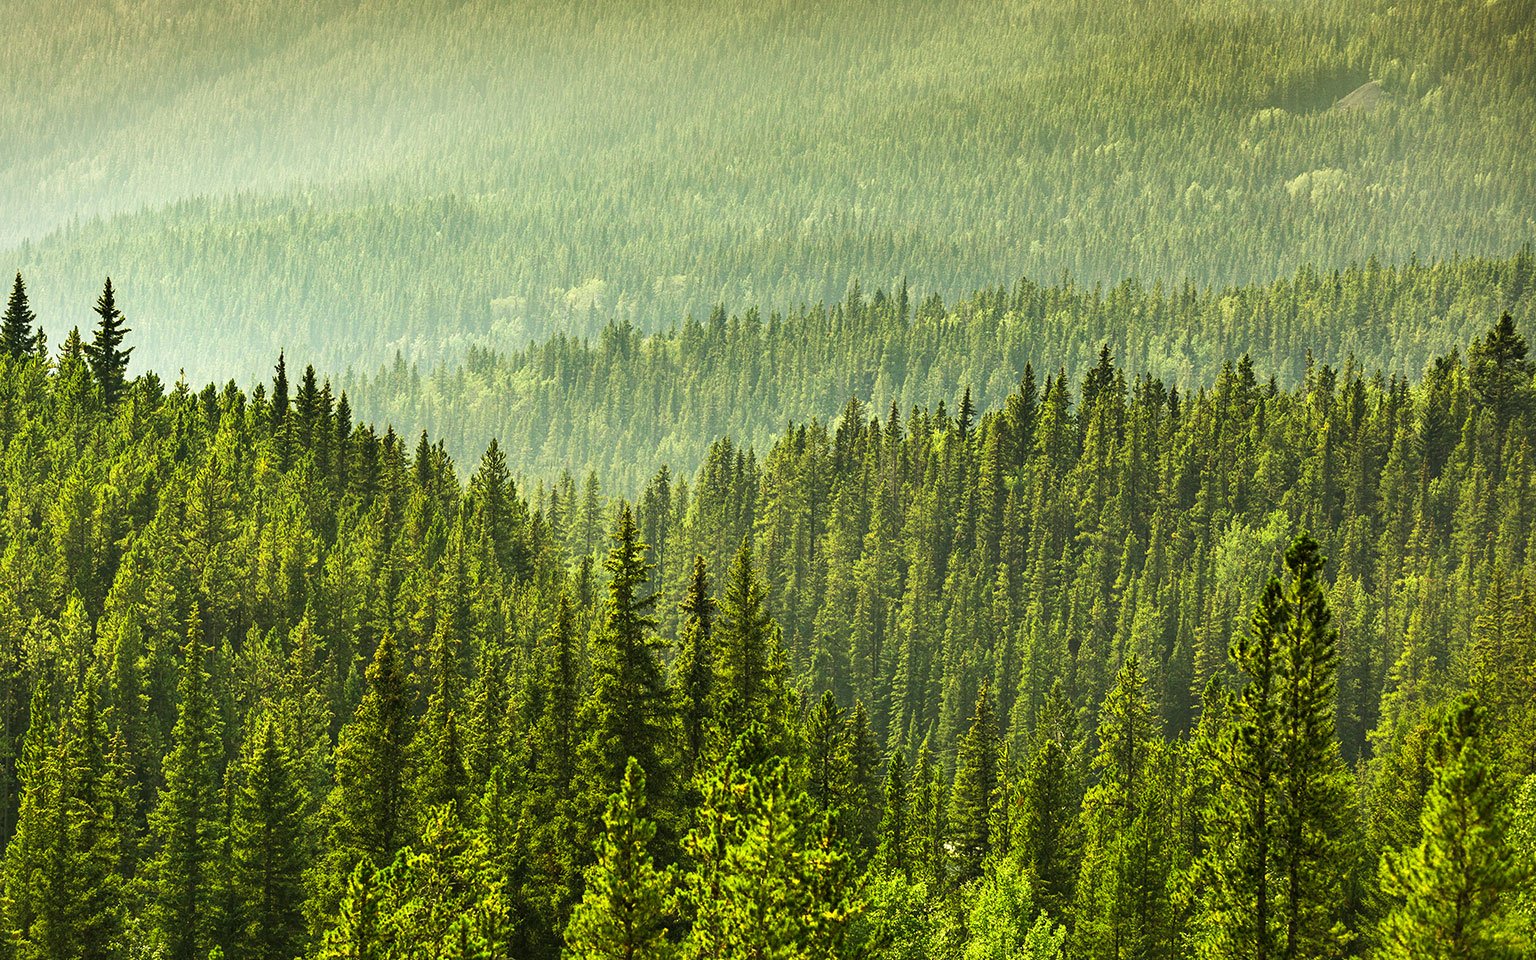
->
[230,717,308,960]
[949,682,999,885]
[1073,656,1173,960]
[1377,696,1530,960]
[2,272,38,359]
[578,505,674,853]
[83,278,132,405]
[672,555,715,780]
[145,607,228,960]
[319,633,416,900]
[564,759,674,960]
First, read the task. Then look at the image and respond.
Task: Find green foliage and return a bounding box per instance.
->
[1377,696,1530,960]
[563,759,674,960]
[0,278,1528,960]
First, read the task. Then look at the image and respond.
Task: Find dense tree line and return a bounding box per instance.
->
[0,277,1533,957]
[6,0,1535,381]
[360,251,1536,491]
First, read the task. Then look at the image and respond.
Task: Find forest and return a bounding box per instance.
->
[3,0,1534,381]
[358,250,1536,491]
[0,273,1531,958]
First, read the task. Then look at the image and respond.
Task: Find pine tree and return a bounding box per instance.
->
[1014,689,1083,924]
[1196,535,1353,960]
[2,273,38,359]
[1,674,68,958]
[230,717,308,960]
[713,536,785,745]
[672,555,715,780]
[878,748,912,877]
[59,679,131,960]
[145,607,228,960]
[564,759,674,960]
[319,633,416,903]
[1377,696,1529,960]
[578,505,674,853]
[83,278,132,405]
[949,683,999,885]
[316,864,383,960]
[1073,656,1173,960]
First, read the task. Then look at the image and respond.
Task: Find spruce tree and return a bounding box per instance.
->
[2,272,38,359]
[949,683,1000,885]
[230,717,308,960]
[564,759,674,960]
[1073,656,1173,960]
[712,536,785,745]
[83,278,132,405]
[1196,535,1353,960]
[145,607,228,960]
[1377,696,1529,959]
[878,748,912,877]
[59,679,131,960]
[578,505,674,854]
[319,633,416,903]
[672,555,715,780]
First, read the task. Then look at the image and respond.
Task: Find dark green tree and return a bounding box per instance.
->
[144,607,228,960]
[230,716,308,960]
[83,278,132,404]
[2,273,38,359]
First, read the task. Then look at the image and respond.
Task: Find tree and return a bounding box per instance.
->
[230,716,309,960]
[712,536,785,746]
[1467,313,1532,428]
[1014,689,1083,925]
[564,759,674,960]
[1377,696,1530,960]
[680,748,858,960]
[949,683,1000,885]
[144,607,228,960]
[1073,656,1174,960]
[83,278,132,404]
[578,505,674,851]
[318,633,416,909]
[315,864,383,960]
[962,858,1067,960]
[672,555,715,780]
[2,273,38,359]
[1195,535,1353,960]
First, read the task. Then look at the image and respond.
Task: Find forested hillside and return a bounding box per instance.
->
[4,0,1534,380]
[360,251,1536,490]
[0,285,1532,958]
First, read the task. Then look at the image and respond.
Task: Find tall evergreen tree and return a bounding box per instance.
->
[564,759,674,960]
[578,505,674,850]
[1073,656,1174,960]
[1377,696,1530,960]
[144,607,227,960]
[949,683,1000,885]
[1,273,38,359]
[1196,536,1353,960]
[229,716,308,960]
[83,278,132,405]
[318,633,416,907]
[672,556,715,780]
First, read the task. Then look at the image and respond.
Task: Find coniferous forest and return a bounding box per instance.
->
[5,0,1536,957]
[0,271,1533,958]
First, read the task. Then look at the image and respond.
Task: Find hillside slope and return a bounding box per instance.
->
[3,0,1534,380]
